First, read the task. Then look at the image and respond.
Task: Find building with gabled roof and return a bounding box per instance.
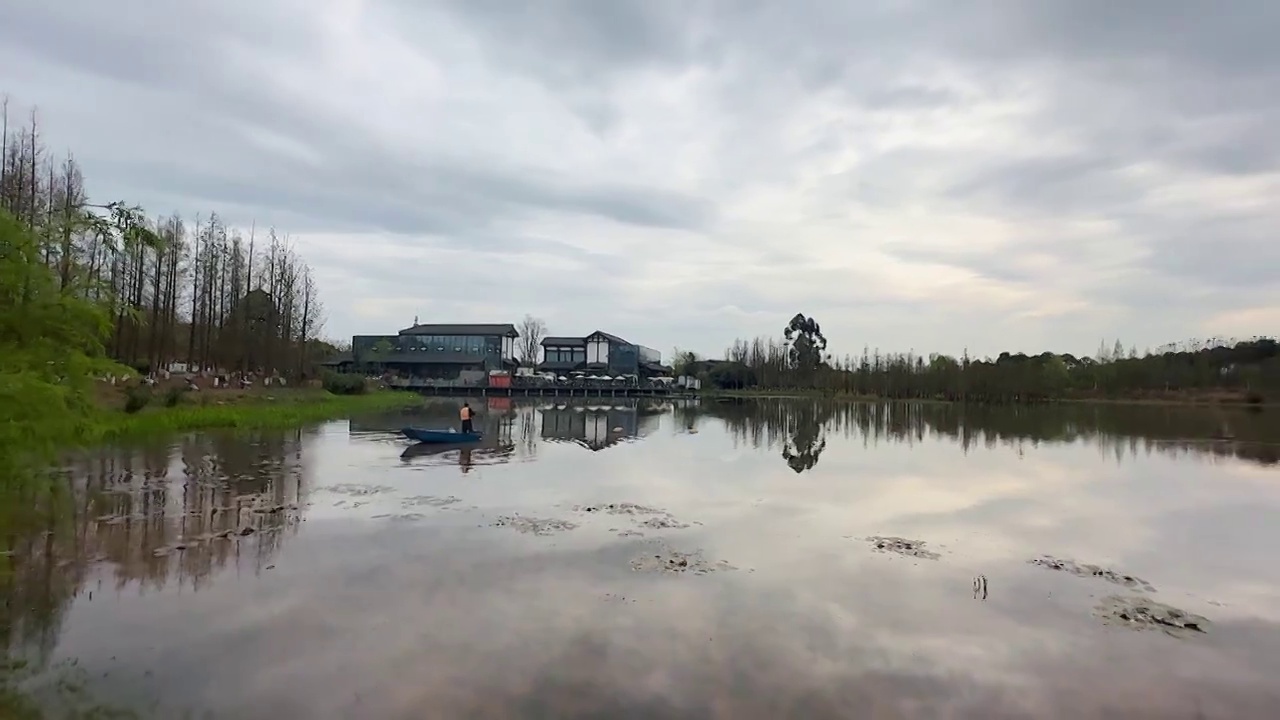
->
[539,330,670,378]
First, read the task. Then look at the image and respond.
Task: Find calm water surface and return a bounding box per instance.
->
[4,399,1280,718]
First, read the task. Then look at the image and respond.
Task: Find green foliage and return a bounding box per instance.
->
[122,385,151,413]
[720,331,1280,404]
[163,385,186,407]
[99,389,416,437]
[322,371,368,395]
[0,210,112,477]
[783,313,827,380]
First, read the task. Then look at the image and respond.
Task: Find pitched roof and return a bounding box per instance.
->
[398,323,518,336]
[586,330,631,345]
[542,336,587,346]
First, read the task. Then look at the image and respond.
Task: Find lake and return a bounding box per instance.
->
[4,398,1280,718]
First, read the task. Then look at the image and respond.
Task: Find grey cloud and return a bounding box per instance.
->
[5,0,714,242]
[4,0,1278,353]
[979,1,1280,74]
[422,0,709,82]
[944,155,1146,217]
[1127,211,1280,289]
[117,148,712,243]
[0,1,314,91]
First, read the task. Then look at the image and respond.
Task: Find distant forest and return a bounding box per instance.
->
[676,313,1280,404]
[1,96,335,378]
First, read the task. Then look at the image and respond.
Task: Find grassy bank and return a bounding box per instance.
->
[92,386,422,441]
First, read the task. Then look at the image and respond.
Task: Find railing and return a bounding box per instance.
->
[384,375,683,392]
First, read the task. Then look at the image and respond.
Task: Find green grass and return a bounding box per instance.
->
[91,388,421,441]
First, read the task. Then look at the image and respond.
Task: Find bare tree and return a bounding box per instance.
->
[516,314,547,365]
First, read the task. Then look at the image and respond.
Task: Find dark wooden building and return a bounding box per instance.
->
[538,330,670,378]
[327,323,519,379]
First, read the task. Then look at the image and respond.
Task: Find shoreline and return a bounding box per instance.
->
[89,388,423,442]
[699,389,1274,408]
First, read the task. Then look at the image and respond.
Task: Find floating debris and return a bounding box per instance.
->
[862,536,941,560]
[630,544,737,575]
[401,495,462,509]
[492,515,578,536]
[1028,556,1156,592]
[617,529,645,538]
[640,515,690,530]
[318,483,397,497]
[1094,595,1208,636]
[573,502,693,532]
[973,574,988,600]
[574,502,666,516]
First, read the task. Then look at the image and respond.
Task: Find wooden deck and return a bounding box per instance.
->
[386,379,694,398]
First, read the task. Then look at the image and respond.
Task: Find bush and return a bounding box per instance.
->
[322,372,367,396]
[163,386,187,407]
[123,386,152,414]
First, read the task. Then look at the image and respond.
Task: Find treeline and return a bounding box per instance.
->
[685,313,1280,403]
[1,97,328,378]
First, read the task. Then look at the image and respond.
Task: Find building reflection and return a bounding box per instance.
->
[539,400,664,451]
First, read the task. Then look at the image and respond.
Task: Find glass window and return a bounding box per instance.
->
[468,336,482,352]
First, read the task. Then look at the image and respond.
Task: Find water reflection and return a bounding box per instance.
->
[399,442,516,472]
[1,428,311,670]
[353,397,671,454]
[539,401,664,451]
[710,399,1280,470]
[3,398,1280,717]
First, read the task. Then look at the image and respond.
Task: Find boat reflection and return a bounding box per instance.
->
[399,441,516,472]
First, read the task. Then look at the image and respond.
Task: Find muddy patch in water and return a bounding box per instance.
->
[369,512,428,523]
[318,483,397,497]
[492,515,578,536]
[1094,595,1209,636]
[574,502,666,516]
[639,515,691,530]
[861,536,941,560]
[573,502,694,532]
[401,495,462,509]
[630,543,737,575]
[1028,555,1156,592]
[616,529,645,538]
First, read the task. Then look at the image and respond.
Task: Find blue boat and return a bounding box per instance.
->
[401,427,483,444]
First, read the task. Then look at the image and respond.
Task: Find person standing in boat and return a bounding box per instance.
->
[459,402,475,434]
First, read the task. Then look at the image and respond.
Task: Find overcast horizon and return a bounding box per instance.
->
[3,1,1277,361]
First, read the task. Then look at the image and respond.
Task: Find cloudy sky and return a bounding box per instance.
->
[2,0,1277,360]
